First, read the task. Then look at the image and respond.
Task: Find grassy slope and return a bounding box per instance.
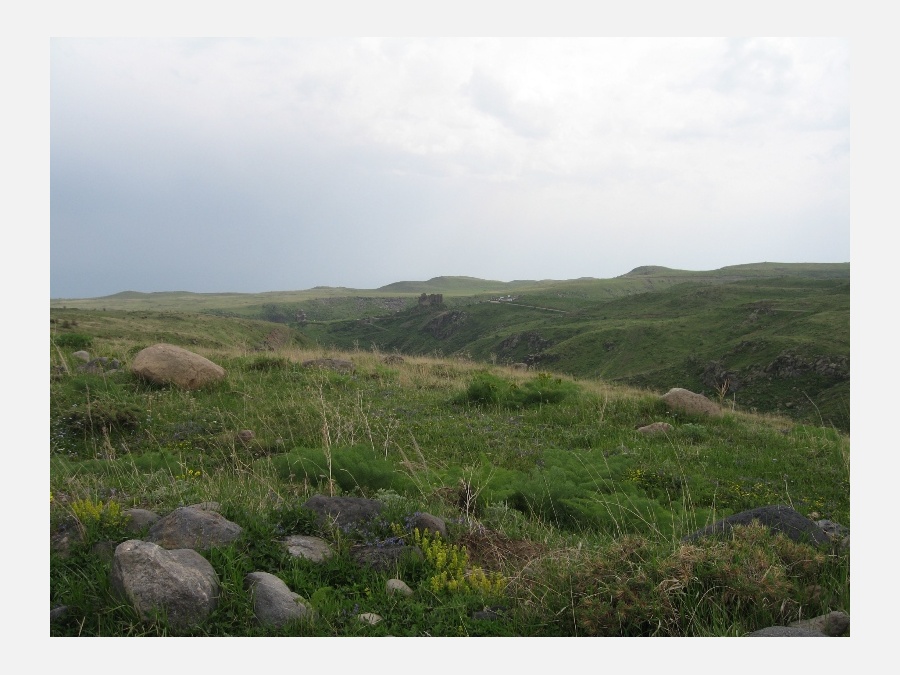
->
[50,264,849,430]
[303,270,850,431]
[49,307,850,637]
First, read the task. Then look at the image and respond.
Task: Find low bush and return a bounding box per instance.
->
[54,333,93,350]
[454,372,579,408]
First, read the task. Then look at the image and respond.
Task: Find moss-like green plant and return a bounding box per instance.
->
[71,498,128,543]
[412,528,507,597]
[54,333,93,350]
[454,372,579,408]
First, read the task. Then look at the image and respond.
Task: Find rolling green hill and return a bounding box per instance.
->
[301,265,850,430]
[49,263,850,430]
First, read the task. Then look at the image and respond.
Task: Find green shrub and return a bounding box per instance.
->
[454,372,579,408]
[266,445,415,495]
[55,333,93,350]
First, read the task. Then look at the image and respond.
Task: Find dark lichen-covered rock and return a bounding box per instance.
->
[681,505,831,546]
[302,495,383,529]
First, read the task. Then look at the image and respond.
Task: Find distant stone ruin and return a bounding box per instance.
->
[418,293,444,307]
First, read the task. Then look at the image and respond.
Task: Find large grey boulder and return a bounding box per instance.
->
[110,539,219,630]
[661,388,723,417]
[131,343,226,390]
[302,495,384,529]
[682,505,831,546]
[146,506,243,550]
[747,626,826,637]
[791,611,850,636]
[245,571,311,627]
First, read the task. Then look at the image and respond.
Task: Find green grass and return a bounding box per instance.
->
[49,307,850,637]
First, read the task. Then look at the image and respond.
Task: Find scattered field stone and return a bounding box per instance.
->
[661,388,723,417]
[146,506,243,550]
[472,606,506,621]
[50,605,68,621]
[358,612,383,625]
[302,495,384,529]
[124,508,160,534]
[637,422,673,435]
[110,539,220,631]
[407,512,448,538]
[131,343,226,389]
[386,579,413,596]
[245,571,311,627]
[282,535,334,563]
[72,350,91,362]
[236,430,255,443]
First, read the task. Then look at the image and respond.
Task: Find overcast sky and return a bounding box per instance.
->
[50,37,849,298]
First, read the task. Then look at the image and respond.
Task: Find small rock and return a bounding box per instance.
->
[358,612,383,625]
[236,430,255,443]
[283,535,334,563]
[637,422,673,435]
[72,350,91,362]
[661,388,723,417]
[124,508,160,534]
[245,571,311,627]
[386,579,413,597]
[407,512,448,539]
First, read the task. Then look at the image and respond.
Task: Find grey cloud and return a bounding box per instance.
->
[464,69,549,139]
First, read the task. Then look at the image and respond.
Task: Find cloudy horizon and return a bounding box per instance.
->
[50,37,849,299]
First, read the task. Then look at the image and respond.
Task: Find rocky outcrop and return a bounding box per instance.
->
[131,343,226,389]
[423,311,467,339]
[661,388,723,417]
[110,539,220,630]
[765,351,850,380]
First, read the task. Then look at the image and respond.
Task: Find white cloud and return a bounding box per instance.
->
[50,37,849,296]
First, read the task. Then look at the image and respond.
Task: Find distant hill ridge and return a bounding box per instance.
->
[53,262,849,303]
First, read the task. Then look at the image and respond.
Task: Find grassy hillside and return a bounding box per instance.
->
[303,273,850,431]
[50,264,849,431]
[49,307,849,637]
